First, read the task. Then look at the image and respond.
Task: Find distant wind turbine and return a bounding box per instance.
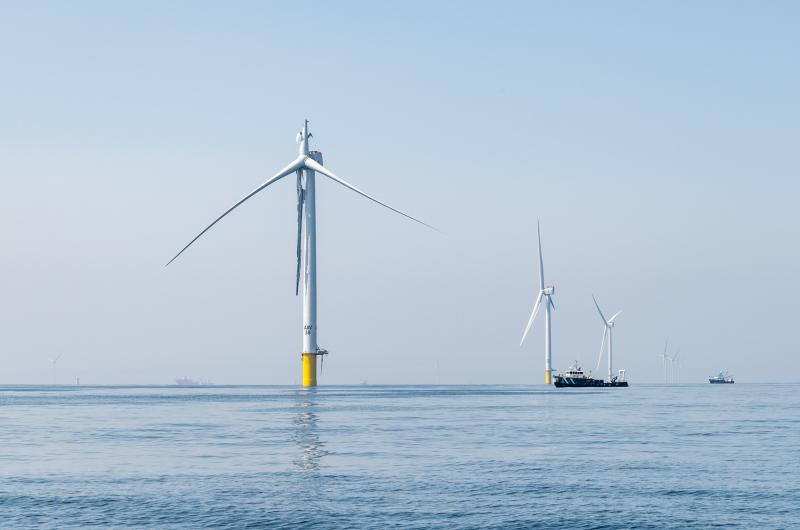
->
[49,353,62,385]
[592,296,622,383]
[657,341,681,384]
[657,339,669,384]
[166,121,433,387]
[520,221,556,384]
[670,350,681,383]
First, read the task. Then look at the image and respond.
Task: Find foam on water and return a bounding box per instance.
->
[1,384,798,529]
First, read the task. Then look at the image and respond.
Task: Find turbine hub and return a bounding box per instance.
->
[543,286,554,295]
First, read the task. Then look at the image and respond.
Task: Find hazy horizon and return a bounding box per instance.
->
[2,1,799,384]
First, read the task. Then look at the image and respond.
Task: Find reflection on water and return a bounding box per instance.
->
[3,385,799,528]
[291,389,329,473]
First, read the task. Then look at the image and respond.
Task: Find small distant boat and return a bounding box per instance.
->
[709,371,734,384]
[553,361,628,388]
[175,376,213,386]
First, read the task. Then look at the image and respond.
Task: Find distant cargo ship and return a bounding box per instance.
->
[709,371,734,384]
[553,362,628,388]
[175,377,213,386]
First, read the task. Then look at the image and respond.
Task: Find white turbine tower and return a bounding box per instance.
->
[166,121,433,387]
[592,295,621,383]
[520,221,556,384]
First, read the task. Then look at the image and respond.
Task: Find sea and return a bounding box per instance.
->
[1,384,798,529]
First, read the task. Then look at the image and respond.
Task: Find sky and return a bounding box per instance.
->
[1,1,799,384]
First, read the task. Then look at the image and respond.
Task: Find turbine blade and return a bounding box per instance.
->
[592,295,608,324]
[520,291,543,346]
[166,156,305,266]
[295,171,304,296]
[664,338,669,356]
[303,158,436,231]
[548,295,555,311]
[596,325,608,370]
[608,310,622,323]
[537,220,545,290]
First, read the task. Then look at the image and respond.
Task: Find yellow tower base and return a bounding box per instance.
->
[545,369,552,385]
[302,353,317,387]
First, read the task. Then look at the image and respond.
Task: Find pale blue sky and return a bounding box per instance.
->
[1,1,799,383]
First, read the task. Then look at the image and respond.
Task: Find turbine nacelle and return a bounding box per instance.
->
[605,312,621,328]
[542,286,554,296]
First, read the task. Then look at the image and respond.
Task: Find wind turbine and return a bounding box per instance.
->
[670,350,681,383]
[49,354,62,385]
[592,295,621,383]
[657,339,669,384]
[520,221,556,384]
[166,121,433,387]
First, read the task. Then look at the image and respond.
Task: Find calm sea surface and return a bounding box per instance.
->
[1,384,798,529]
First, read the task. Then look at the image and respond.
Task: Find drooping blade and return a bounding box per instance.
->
[537,220,545,290]
[596,325,608,370]
[608,310,622,323]
[303,158,436,231]
[166,156,306,266]
[592,295,608,324]
[520,291,543,346]
[295,171,305,296]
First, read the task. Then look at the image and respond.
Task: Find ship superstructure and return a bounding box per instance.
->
[553,361,628,388]
[709,371,734,384]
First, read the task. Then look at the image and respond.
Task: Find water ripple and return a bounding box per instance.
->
[0,384,798,528]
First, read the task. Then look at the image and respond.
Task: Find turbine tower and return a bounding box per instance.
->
[592,295,621,383]
[520,221,556,384]
[167,121,432,387]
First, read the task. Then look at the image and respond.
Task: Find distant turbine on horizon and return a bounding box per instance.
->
[49,353,62,385]
[166,121,434,387]
[670,350,681,383]
[593,295,622,384]
[657,339,669,384]
[657,340,681,384]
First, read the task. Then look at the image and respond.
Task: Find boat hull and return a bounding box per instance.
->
[709,379,734,384]
[553,377,628,388]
